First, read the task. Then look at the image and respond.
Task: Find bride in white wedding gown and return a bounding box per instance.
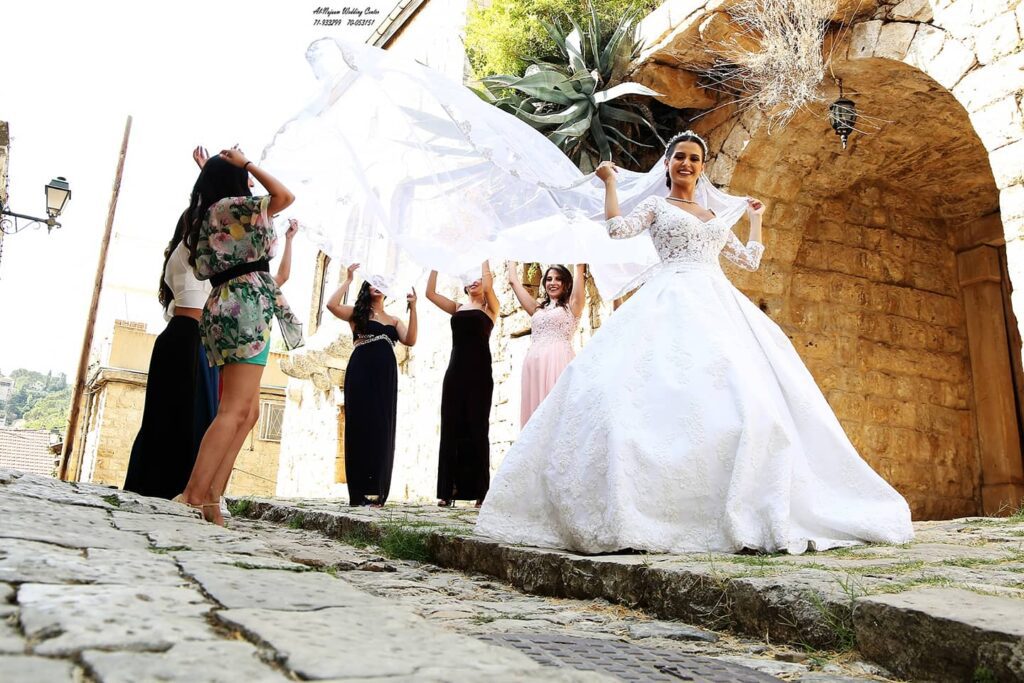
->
[476,132,914,554]
[257,40,911,554]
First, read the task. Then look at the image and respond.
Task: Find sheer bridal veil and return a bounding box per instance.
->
[260,38,750,298]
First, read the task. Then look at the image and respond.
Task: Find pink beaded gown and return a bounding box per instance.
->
[521,304,579,426]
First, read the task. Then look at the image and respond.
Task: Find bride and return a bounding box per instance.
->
[475,131,914,555]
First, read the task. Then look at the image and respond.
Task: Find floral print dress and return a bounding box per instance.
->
[194,195,303,365]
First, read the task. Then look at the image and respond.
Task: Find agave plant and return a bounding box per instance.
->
[476,4,664,171]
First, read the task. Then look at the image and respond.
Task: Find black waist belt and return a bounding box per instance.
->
[210,259,270,287]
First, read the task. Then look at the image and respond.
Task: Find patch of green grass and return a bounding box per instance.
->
[848,560,926,576]
[314,565,339,577]
[806,591,857,652]
[866,575,955,595]
[287,512,306,529]
[391,519,444,529]
[378,525,431,563]
[101,494,121,507]
[228,499,252,517]
[973,665,998,683]
[471,614,497,625]
[939,550,1024,568]
[337,525,376,549]
[1008,503,1024,523]
[148,545,189,554]
[717,553,786,566]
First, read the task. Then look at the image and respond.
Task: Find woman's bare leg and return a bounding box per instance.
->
[183,363,264,523]
[210,392,261,504]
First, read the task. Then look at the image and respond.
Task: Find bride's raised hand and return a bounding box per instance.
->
[595,161,618,184]
[746,198,766,218]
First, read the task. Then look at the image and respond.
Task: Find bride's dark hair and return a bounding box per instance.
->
[664,131,708,189]
[540,265,573,309]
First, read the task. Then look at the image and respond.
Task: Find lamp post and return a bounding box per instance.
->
[828,80,857,150]
[0,176,72,272]
[0,176,72,233]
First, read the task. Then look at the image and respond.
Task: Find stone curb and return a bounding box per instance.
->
[232,498,1024,683]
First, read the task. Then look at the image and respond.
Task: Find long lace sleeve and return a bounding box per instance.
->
[606,197,657,239]
[722,230,764,271]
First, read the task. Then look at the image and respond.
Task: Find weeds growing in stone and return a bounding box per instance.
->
[337,526,375,549]
[973,664,998,682]
[378,524,431,563]
[287,513,306,529]
[227,498,252,517]
[805,575,861,652]
[102,494,121,507]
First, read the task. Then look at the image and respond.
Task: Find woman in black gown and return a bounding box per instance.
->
[327,264,418,506]
[123,211,219,499]
[425,262,498,507]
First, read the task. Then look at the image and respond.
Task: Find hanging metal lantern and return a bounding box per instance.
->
[828,80,857,150]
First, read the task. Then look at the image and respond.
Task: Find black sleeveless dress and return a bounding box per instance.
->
[344,320,400,506]
[437,309,494,501]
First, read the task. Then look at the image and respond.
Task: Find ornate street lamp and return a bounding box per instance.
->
[45,177,72,223]
[1,176,72,234]
[828,80,857,150]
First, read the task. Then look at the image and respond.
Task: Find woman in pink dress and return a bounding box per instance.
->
[508,263,587,426]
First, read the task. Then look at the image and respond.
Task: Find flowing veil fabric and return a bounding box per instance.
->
[260,38,750,297]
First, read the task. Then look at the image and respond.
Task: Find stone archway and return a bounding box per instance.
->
[696,29,1024,518]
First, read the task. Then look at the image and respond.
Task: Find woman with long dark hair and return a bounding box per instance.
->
[508,262,586,426]
[177,149,300,523]
[327,264,418,506]
[122,212,220,499]
[426,263,498,507]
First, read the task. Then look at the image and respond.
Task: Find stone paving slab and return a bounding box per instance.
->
[231,518,902,682]
[854,586,1024,681]
[18,583,216,655]
[0,605,24,655]
[81,641,291,683]
[180,562,384,610]
[216,607,612,681]
[0,538,183,585]
[0,506,149,550]
[4,469,806,682]
[0,654,82,681]
[169,549,311,571]
[232,496,1024,682]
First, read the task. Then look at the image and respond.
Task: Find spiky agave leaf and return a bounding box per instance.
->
[476,0,661,168]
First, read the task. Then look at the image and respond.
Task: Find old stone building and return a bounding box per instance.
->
[64,320,288,497]
[277,0,1024,519]
[627,0,1024,518]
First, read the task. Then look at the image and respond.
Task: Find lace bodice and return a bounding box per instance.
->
[530,304,577,347]
[607,196,764,271]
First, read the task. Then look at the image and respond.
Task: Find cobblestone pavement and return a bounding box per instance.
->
[229,497,1024,682]
[232,515,898,682]
[0,470,897,682]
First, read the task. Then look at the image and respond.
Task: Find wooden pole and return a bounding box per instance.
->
[59,115,132,481]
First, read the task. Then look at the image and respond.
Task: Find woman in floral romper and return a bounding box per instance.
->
[179,149,301,523]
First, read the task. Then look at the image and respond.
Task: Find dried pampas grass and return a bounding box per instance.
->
[702,0,839,130]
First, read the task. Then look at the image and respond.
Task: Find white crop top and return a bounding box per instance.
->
[163,241,211,320]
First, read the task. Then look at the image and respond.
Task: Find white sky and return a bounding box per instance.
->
[0,0,387,378]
